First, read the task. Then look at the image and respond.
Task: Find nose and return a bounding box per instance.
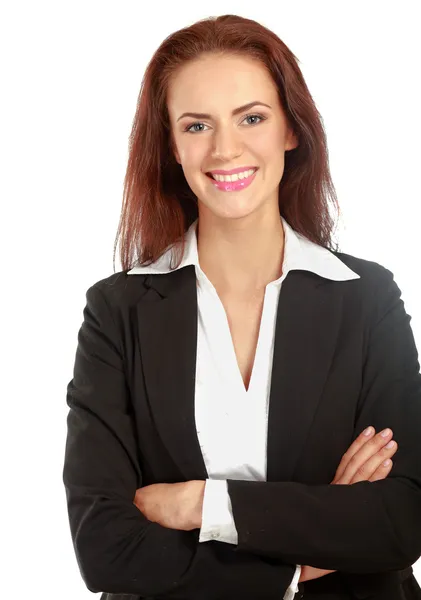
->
[210,127,243,162]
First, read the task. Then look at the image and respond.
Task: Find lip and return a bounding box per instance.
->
[206,168,258,192]
[207,166,257,176]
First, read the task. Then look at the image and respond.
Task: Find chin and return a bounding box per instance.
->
[198,199,264,222]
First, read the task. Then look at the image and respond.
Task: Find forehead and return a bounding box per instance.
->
[167,54,278,115]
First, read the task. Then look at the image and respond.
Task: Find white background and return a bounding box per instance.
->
[1,1,420,597]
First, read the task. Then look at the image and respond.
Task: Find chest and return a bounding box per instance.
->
[128,271,366,486]
[220,293,265,391]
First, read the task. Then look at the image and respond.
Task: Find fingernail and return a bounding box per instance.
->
[363,427,373,436]
[381,428,391,437]
[383,459,391,467]
[385,441,395,449]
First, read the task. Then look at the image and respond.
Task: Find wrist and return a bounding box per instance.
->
[191,480,206,528]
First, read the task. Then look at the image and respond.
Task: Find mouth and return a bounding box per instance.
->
[205,168,259,192]
[206,167,258,181]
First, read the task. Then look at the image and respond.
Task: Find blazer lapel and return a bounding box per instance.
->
[266,270,343,482]
[136,266,342,484]
[137,266,208,482]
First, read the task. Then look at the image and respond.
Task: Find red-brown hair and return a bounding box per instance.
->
[113,14,341,273]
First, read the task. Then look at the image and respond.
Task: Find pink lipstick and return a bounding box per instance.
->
[206,168,258,192]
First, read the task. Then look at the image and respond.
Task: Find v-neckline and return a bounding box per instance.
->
[214,289,268,396]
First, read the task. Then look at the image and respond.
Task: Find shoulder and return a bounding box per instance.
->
[328,249,404,322]
[87,266,192,312]
[330,248,389,276]
[329,249,396,289]
[86,269,149,310]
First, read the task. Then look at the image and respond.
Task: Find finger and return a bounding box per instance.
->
[335,431,393,485]
[332,426,376,482]
[350,441,398,484]
[371,458,394,481]
[333,428,394,485]
[368,458,394,482]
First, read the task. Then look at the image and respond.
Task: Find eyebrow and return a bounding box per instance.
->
[176,101,272,122]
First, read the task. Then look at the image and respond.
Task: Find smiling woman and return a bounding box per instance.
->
[166,52,296,223]
[111,15,341,273]
[63,12,421,600]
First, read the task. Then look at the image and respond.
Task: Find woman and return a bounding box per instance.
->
[63,14,421,600]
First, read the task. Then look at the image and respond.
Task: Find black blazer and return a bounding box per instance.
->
[63,250,421,600]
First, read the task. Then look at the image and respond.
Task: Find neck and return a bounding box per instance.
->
[196,209,285,297]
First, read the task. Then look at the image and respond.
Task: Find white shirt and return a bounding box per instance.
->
[128,215,360,599]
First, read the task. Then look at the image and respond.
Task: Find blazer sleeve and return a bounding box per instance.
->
[62,283,297,598]
[227,266,421,573]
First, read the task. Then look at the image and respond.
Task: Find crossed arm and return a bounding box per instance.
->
[63,267,421,597]
[133,423,399,584]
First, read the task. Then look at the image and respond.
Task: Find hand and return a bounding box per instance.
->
[299,426,398,583]
[133,480,205,531]
[331,426,397,485]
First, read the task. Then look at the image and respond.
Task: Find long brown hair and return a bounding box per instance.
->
[113,14,341,273]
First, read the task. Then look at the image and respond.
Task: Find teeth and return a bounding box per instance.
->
[211,168,256,182]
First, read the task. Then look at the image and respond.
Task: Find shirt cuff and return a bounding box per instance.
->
[283,565,301,600]
[198,479,238,545]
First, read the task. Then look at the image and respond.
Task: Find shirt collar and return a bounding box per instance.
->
[127,216,360,282]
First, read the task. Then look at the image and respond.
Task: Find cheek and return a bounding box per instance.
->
[178,144,205,171]
[179,163,205,194]
[257,142,286,175]
[252,132,282,156]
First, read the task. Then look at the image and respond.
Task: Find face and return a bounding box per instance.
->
[167,53,298,223]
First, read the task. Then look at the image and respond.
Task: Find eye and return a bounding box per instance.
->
[185,122,207,134]
[243,113,265,126]
[184,113,266,134]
